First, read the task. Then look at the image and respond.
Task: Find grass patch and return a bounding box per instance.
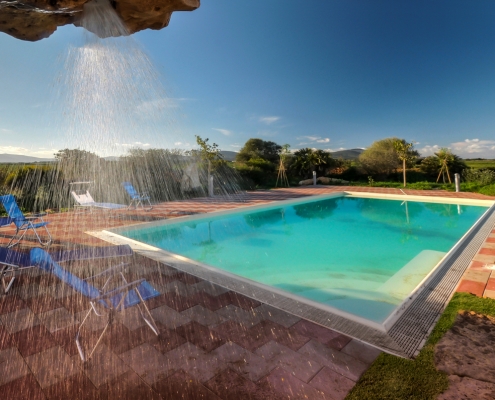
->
[464,160,495,169]
[345,292,495,400]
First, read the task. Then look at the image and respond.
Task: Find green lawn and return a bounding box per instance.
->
[464,159,495,169]
[345,292,495,400]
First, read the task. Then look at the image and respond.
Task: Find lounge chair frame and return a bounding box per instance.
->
[122,182,153,211]
[30,249,160,362]
[0,194,52,248]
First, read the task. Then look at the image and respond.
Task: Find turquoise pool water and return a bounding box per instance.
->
[120,196,488,324]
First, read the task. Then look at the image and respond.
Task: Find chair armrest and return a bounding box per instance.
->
[94,278,146,302]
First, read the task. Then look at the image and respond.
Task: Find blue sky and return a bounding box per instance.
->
[1,0,495,158]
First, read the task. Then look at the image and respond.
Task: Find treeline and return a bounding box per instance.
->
[2,135,495,213]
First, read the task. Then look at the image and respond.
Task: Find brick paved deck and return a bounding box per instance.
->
[0,186,493,399]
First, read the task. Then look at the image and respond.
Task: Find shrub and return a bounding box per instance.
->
[479,184,495,196]
[462,168,495,186]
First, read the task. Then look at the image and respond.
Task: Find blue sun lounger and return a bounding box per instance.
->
[0,244,134,295]
[0,194,52,248]
[0,247,31,294]
[122,182,153,211]
[30,248,160,362]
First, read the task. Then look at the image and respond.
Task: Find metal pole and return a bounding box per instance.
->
[209,175,214,197]
[454,173,460,192]
[313,171,317,186]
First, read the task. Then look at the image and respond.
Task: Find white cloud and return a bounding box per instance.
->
[174,142,182,146]
[259,116,280,125]
[418,144,442,157]
[116,141,150,148]
[212,128,232,136]
[296,136,331,146]
[419,138,495,158]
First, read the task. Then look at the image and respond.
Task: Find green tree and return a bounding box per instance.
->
[419,151,466,182]
[291,148,333,179]
[435,148,455,183]
[188,135,225,171]
[359,138,401,175]
[393,139,418,187]
[236,138,282,164]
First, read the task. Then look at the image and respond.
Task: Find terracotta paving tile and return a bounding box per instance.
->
[468,260,490,270]
[254,304,301,328]
[251,320,311,352]
[260,366,326,399]
[215,304,264,327]
[212,320,270,352]
[98,370,161,400]
[58,295,90,314]
[224,292,262,311]
[152,369,221,400]
[205,368,284,400]
[291,319,342,347]
[174,272,203,286]
[25,295,63,315]
[160,292,199,312]
[42,372,100,400]
[0,295,27,315]
[50,324,99,357]
[0,373,46,400]
[463,269,492,284]
[255,341,322,383]
[308,366,355,400]
[176,321,225,352]
[79,344,130,388]
[10,324,57,357]
[193,292,232,311]
[0,325,14,351]
[181,305,228,327]
[327,334,353,350]
[341,339,382,365]
[149,325,187,354]
[192,281,230,297]
[298,340,369,382]
[457,280,486,297]
[479,247,495,255]
[0,347,31,385]
[150,304,191,329]
[211,341,274,382]
[1,307,41,334]
[120,343,172,384]
[25,346,79,389]
[38,307,76,333]
[485,278,495,291]
[101,322,156,355]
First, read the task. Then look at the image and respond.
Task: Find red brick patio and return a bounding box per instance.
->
[0,186,493,399]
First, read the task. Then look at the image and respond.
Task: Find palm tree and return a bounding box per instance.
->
[393,140,417,187]
[435,148,455,183]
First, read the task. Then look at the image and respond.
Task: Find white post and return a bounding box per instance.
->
[454,173,460,192]
[313,171,317,186]
[209,175,214,197]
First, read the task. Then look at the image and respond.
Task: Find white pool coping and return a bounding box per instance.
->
[89,191,495,358]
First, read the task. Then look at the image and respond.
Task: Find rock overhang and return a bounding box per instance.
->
[0,0,199,41]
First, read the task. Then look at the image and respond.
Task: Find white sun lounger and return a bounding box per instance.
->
[71,190,126,212]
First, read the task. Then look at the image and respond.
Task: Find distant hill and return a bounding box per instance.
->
[330,148,364,160]
[220,150,238,162]
[0,153,55,163]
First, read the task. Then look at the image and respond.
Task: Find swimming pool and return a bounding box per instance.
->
[112,193,491,330]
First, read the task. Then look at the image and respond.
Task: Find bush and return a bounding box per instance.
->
[462,168,495,186]
[479,184,495,196]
